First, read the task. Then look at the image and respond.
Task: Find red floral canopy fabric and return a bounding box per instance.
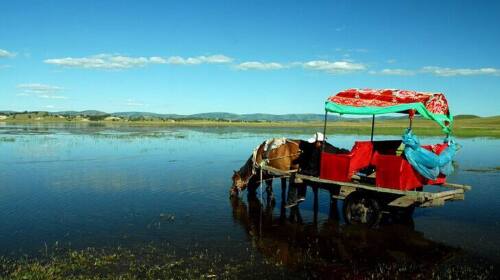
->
[327,88,450,115]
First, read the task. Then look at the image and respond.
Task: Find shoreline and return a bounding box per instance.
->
[1,119,499,138]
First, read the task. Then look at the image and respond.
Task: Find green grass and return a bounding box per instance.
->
[0,244,494,280]
[0,246,276,280]
[3,115,499,138]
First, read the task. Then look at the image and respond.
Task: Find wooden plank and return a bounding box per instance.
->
[260,164,469,208]
[388,196,416,207]
[442,182,472,191]
[297,174,410,195]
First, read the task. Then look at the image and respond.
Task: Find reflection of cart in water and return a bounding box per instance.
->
[262,89,471,226]
[230,195,463,279]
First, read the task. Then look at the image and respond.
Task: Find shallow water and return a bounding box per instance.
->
[0,123,499,278]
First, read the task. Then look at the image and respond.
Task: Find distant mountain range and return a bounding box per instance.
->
[0,110,344,122]
[0,110,489,122]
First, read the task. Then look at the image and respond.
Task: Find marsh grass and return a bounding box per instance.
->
[0,137,15,142]
[464,167,500,173]
[0,242,495,280]
[0,245,290,280]
[4,116,499,138]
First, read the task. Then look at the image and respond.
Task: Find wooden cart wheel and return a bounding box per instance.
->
[388,205,415,222]
[343,193,382,227]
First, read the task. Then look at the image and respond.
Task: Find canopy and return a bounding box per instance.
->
[325,88,453,133]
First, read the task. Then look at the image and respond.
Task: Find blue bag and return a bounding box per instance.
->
[402,129,456,180]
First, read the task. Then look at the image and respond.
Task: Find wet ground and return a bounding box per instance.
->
[0,123,498,279]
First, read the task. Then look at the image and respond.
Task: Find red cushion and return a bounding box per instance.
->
[376,155,423,190]
[320,141,373,182]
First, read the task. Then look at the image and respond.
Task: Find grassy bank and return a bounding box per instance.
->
[0,245,494,280]
[2,115,499,138]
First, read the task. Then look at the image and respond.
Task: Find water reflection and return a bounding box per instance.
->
[1,124,499,277]
[231,193,463,278]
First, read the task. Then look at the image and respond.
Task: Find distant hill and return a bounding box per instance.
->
[52,110,108,116]
[1,110,498,123]
[0,111,16,115]
[188,112,340,121]
[454,115,480,119]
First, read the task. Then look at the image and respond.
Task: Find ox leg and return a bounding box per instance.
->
[265,178,275,204]
[329,189,340,221]
[313,185,319,225]
[280,178,287,220]
[280,178,287,204]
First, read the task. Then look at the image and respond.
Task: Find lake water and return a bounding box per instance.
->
[0,123,499,278]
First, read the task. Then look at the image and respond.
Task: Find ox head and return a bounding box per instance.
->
[230,170,249,197]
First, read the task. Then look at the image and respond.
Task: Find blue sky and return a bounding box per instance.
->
[1,0,499,116]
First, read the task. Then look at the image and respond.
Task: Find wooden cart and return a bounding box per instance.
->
[261,164,471,225]
[257,89,473,225]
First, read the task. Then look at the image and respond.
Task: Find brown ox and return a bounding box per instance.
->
[230,139,304,200]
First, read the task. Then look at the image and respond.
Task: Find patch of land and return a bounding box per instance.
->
[1,111,499,138]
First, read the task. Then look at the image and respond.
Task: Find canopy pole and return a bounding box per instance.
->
[322,110,328,152]
[370,115,375,141]
[409,110,415,130]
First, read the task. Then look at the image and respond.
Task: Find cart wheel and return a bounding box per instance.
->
[388,206,415,222]
[343,193,382,227]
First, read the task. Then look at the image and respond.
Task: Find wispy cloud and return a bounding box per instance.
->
[166,54,233,65]
[302,60,366,74]
[44,54,167,69]
[17,83,67,99]
[235,61,285,71]
[0,49,16,58]
[125,99,146,107]
[372,68,416,76]
[421,66,500,77]
[44,54,232,69]
[17,83,63,94]
[369,66,500,77]
[334,48,369,53]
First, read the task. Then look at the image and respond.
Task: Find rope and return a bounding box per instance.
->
[259,165,263,237]
[264,151,302,162]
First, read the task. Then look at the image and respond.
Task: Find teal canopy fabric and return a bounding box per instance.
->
[325,89,454,134]
[325,102,453,133]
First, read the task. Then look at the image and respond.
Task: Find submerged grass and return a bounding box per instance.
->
[0,245,287,280]
[0,137,16,142]
[463,167,500,173]
[0,241,496,280]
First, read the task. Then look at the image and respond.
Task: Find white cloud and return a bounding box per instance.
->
[17,83,67,99]
[44,54,167,69]
[302,60,366,74]
[0,49,16,58]
[125,99,145,107]
[421,66,500,77]
[235,61,284,71]
[44,54,232,69]
[17,83,63,94]
[166,54,233,65]
[149,56,167,64]
[38,94,68,99]
[376,68,416,76]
